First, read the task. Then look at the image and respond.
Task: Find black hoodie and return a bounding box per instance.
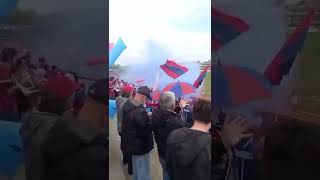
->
[41,112,108,180]
[151,108,185,159]
[121,98,153,155]
[166,127,211,180]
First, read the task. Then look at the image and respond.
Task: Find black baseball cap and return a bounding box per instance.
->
[88,78,107,104]
[137,86,152,101]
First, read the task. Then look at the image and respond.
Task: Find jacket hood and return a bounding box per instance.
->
[167,127,210,166]
[20,111,60,146]
[122,97,143,113]
[41,112,102,160]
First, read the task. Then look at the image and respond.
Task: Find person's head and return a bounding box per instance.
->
[159,91,176,111]
[192,98,212,130]
[51,65,57,71]
[38,74,80,115]
[134,86,152,104]
[38,57,45,63]
[121,85,134,98]
[79,78,107,128]
[262,119,320,180]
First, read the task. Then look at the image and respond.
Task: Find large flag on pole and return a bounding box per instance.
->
[212,7,250,51]
[193,64,210,88]
[264,9,316,85]
[109,38,127,67]
[160,60,189,79]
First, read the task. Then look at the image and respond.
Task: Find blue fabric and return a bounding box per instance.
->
[109,38,126,67]
[170,83,183,97]
[0,120,23,176]
[132,153,151,180]
[109,100,117,119]
[162,64,187,77]
[213,17,242,44]
[212,66,232,107]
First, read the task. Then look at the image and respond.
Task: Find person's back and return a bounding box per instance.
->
[20,111,60,180]
[122,97,153,156]
[151,108,185,159]
[166,98,212,180]
[261,118,320,180]
[41,112,108,180]
[41,79,108,180]
[151,92,186,167]
[20,74,79,180]
[166,127,211,180]
[122,86,153,180]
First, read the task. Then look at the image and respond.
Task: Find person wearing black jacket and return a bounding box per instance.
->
[41,79,108,180]
[166,98,212,180]
[151,91,187,180]
[122,86,153,180]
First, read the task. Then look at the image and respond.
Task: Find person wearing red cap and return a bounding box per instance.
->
[20,74,80,180]
[116,84,134,174]
[41,78,108,180]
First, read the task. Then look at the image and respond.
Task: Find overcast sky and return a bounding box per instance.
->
[109,0,211,65]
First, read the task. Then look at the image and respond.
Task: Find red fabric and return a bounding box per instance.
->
[42,74,80,99]
[122,85,134,93]
[225,65,272,105]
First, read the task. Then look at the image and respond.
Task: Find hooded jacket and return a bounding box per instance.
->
[166,127,211,180]
[20,111,60,180]
[116,95,128,134]
[121,98,153,155]
[41,112,108,180]
[151,109,185,159]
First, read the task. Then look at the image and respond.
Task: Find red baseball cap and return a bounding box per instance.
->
[42,74,80,99]
[122,85,134,93]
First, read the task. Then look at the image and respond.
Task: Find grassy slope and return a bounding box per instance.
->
[298,32,320,113]
[204,71,211,97]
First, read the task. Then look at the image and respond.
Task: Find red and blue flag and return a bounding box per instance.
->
[264,9,316,85]
[193,65,210,88]
[160,60,189,79]
[212,7,250,51]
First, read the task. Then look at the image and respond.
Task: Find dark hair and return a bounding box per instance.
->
[192,98,212,124]
[262,119,320,180]
[38,91,71,115]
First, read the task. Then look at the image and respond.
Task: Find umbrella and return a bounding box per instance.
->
[163,82,195,98]
[212,64,272,108]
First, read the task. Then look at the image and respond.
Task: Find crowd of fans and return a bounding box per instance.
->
[0,47,108,180]
[114,78,320,180]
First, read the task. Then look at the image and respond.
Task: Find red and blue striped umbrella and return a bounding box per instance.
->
[163,82,195,98]
[212,64,272,108]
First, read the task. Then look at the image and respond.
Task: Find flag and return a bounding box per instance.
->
[109,38,127,67]
[193,65,210,88]
[109,43,114,51]
[264,9,316,85]
[212,7,250,51]
[160,60,189,79]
